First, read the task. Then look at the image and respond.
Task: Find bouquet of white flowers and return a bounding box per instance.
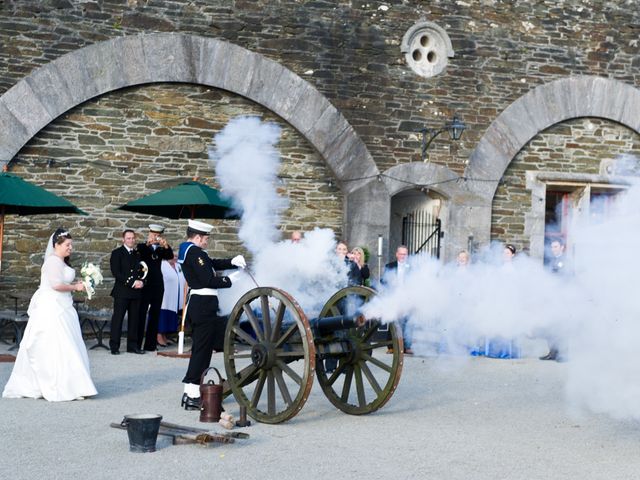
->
[81,262,104,300]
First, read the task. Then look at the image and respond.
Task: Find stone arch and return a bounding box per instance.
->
[450,76,640,258]
[464,76,640,199]
[0,33,378,194]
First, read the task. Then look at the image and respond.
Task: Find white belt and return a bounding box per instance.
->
[190,288,218,296]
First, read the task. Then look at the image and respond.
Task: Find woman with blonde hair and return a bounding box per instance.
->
[350,246,370,286]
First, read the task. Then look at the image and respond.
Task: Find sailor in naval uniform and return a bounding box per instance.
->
[178,219,246,410]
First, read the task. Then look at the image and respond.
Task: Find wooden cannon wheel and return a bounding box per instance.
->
[223,287,316,424]
[315,286,404,415]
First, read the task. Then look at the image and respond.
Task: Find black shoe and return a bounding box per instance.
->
[111,350,120,355]
[127,348,146,354]
[181,393,200,411]
[539,350,558,361]
[144,348,157,352]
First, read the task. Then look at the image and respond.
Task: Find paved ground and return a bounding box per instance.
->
[1,340,639,480]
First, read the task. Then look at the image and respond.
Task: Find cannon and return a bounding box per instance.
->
[222,285,404,424]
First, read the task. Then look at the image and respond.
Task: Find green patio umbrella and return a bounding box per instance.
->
[117,180,240,220]
[0,171,88,272]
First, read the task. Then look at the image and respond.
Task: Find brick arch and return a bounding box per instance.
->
[464,76,640,199]
[0,33,378,194]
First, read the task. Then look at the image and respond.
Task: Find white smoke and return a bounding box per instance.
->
[211,116,288,254]
[218,228,350,317]
[210,116,349,316]
[365,178,640,420]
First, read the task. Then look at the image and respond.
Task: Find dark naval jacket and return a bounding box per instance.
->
[179,242,236,290]
[136,242,174,287]
[110,245,145,299]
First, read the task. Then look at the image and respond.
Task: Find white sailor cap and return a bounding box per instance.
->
[188,219,213,235]
[149,224,165,233]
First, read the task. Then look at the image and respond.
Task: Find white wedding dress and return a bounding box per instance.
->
[3,255,97,401]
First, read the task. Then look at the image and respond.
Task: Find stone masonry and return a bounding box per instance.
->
[0,1,639,307]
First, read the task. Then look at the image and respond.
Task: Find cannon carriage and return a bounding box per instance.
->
[222,285,404,424]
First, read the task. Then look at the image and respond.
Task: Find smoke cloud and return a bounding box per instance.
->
[364,177,640,420]
[211,116,288,255]
[210,116,349,317]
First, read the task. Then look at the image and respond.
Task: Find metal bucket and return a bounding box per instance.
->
[199,367,224,423]
[121,414,162,453]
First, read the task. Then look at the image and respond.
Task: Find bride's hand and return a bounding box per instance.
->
[74,282,85,292]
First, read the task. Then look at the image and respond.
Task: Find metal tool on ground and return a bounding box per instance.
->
[221,285,404,424]
[110,420,249,448]
[236,405,251,427]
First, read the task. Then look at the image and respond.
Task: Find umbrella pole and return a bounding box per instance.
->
[0,206,4,273]
[178,281,189,355]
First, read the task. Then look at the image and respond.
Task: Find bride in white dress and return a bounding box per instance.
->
[3,228,97,401]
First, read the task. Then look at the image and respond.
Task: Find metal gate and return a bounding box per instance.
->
[401,209,441,257]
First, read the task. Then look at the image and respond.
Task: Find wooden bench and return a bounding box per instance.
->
[0,310,29,351]
[78,310,112,350]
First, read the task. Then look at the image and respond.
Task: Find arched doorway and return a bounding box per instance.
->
[390,188,444,258]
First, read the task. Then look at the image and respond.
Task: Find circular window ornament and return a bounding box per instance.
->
[401,21,454,78]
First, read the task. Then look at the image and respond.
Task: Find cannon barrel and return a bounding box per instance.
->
[309,312,366,334]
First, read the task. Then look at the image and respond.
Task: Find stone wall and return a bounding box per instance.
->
[1,0,640,304]
[2,83,341,308]
[491,118,640,252]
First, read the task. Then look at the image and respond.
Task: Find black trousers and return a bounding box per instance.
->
[182,295,226,385]
[110,296,141,352]
[138,285,164,351]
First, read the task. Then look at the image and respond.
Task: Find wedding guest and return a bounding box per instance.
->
[157,253,186,347]
[540,239,570,362]
[503,244,516,263]
[350,246,370,286]
[382,245,413,354]
[290,230,303,243]
[178,219,246,411]
[456,250,471,267]
[336,240,359,286]
[137,224,173,352]
[109,229,145,355]
[3,227,97,401]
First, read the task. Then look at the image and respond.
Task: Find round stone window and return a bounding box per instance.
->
[401,21,454,78]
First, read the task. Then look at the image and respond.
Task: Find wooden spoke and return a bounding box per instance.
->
[250,371,267,408]
[267,370,276,415]
[274,323,298,348]
[340,366,353,403]
[231,326,257,346]
[242,304,264,342]
[235,364,260,390]
[326,360,349,386]
[361,352,393,373]
[354,364,366,407]
[359,360,382,394]
[358,322,379,343]
[227,351,252,360]
[274,368,292,407]
[261,295,272,340]
[271,300,286,342]
[275,359,302,386]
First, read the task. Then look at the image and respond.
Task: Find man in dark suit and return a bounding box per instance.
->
[137,224,173,352]
[540,239,571,361]
[109,229,146,355]
[381,245,414,355]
